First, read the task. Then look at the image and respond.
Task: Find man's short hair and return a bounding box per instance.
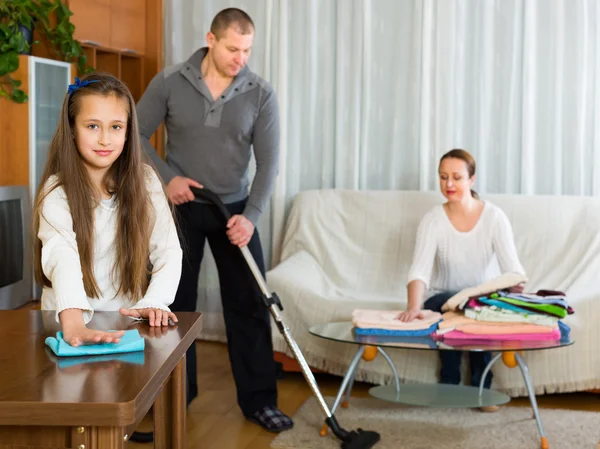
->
[210,8,255,39]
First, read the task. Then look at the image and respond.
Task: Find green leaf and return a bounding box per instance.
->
[0,51,19,76]
[12,87,28,103]
[0,23,11,39]
[0,0,91,103]
[9,32,27,53]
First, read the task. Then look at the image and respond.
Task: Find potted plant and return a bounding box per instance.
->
[0,0,89,103]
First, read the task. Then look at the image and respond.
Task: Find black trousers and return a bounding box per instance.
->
[424,292,493,389]
[172,199,277,416]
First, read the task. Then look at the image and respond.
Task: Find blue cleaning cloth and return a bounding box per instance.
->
[354,321,440,337]
[45,329,145,357]
[56,351,145,369]
[356,333,439,349]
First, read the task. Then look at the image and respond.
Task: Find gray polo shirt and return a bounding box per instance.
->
[137,47,280,225]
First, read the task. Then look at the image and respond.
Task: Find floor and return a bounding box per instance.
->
[127,340,600,449]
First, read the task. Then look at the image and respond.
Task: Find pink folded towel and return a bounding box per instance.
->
[440,328,561,341]
[352,309,442,331]
[439,311,557,335]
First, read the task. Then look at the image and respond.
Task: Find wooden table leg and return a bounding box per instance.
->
[95,427,126,449]
[154,355,186,449]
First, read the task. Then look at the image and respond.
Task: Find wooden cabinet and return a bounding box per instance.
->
[110,0,146,55]
[68,0,162,156]
[69,0,112,48]
[26,0,164,159]
[68,0,146,55]
[0,57,73,189]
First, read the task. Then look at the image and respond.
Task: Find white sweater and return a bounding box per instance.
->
[407,201,526,298]
[39,166,183,323]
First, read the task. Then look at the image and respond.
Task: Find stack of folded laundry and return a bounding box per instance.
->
[435,287,573,344]
[352,309,442,336]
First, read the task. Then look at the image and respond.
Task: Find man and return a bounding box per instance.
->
[135,7,293,436]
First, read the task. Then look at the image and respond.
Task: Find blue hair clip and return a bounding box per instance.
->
[67,77,100,96]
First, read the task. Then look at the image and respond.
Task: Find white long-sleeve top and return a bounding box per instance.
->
[39,166,183,323]
[407,201,526,298]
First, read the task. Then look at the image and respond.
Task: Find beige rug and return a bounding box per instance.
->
[271,397,600,449]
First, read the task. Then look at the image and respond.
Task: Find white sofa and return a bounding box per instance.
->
[266,189,600,396]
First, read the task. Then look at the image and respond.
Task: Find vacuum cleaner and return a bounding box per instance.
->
[191,187,380,449]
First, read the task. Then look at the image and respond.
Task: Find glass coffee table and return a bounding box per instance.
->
[309,321,573,449]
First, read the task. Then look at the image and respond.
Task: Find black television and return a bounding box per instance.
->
[0,186,32,309]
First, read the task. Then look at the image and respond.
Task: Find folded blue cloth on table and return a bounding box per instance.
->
[55,351,146,369]
[355,333,439,349]
[354,321,440,337]
[558,321,571,337]
[45,329,145,357]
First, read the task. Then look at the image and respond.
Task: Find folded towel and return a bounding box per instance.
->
[464,306,559,326]
[439,311,558,334]
[438,328,561,341]
[502,292,571,310]
[441,272,528,312]
[45,329,145,357]
[354,321,439,337]
[352,309,442,331]
[471,297,536,315]
[56,351,146,369]
[492,296,568,318]
[355,333,439,349]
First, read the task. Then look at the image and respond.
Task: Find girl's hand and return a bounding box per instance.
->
[62,325,125,347]
[119,308,178,327]
[395,309,424,323]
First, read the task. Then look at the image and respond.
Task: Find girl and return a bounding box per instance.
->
[32,72,182,348]
[397,149,526,411]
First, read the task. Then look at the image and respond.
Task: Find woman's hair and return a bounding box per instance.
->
[439,148,479,199]
[32,72,154,303]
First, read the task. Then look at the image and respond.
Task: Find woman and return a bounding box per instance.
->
[397,149,526,411]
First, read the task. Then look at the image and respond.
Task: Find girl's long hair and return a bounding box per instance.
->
[32,72,153,302]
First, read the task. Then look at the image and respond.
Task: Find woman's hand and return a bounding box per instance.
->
[62,325,125,347]
[395,308,425,323]
[508,283,526,294]
[119,308,178,327]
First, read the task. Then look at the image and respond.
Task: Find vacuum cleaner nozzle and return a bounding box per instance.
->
[341,429,381,449]
[326,416,381,449]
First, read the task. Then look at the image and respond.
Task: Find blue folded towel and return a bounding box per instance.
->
[45,329,145,357]
[558,321,571,337]
[56,351,146,369]
[354,321,440,337]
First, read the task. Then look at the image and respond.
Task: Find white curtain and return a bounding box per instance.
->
[164,0,600,341]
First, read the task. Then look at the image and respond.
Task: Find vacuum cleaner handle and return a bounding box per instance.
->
[190,187,379,448]
[189,186,232,221]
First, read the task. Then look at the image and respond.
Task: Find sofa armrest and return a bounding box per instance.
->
[267,250,336,297]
